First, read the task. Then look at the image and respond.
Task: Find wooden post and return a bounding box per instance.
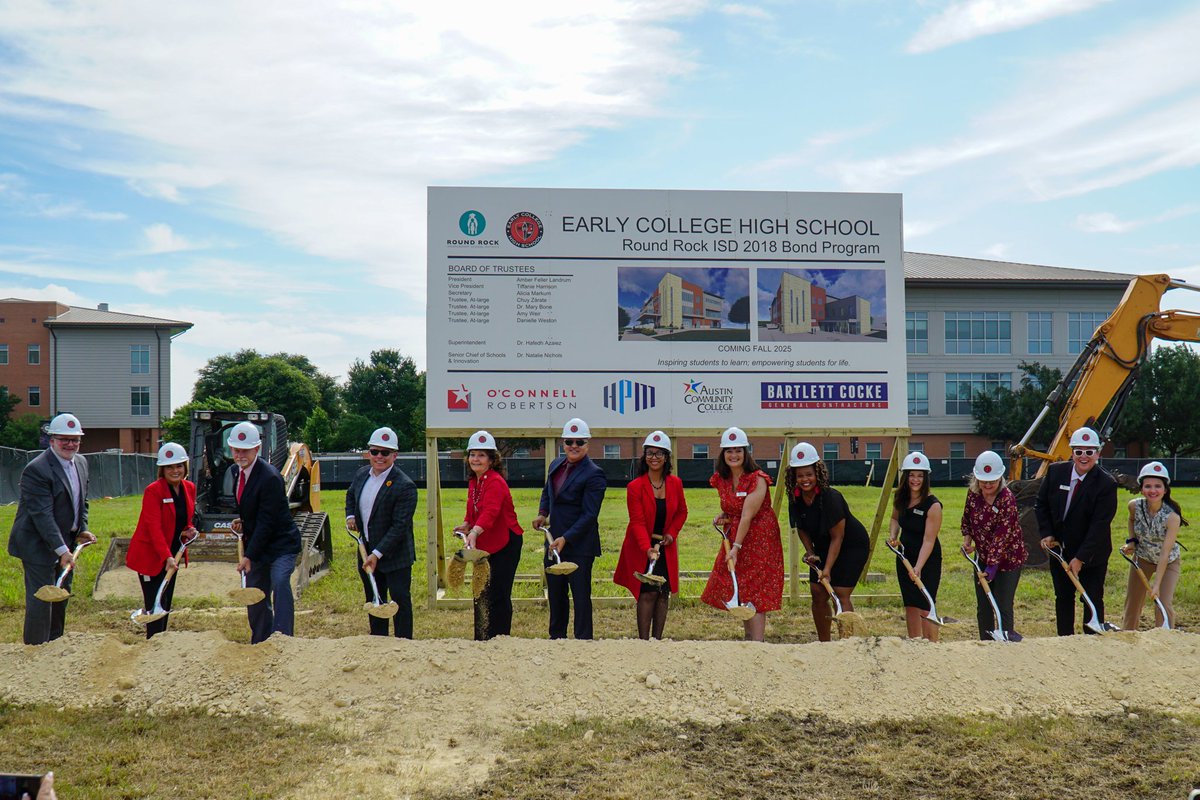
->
[862,434,906,583]
[773,436,798,603]
[540,436,555,596]
[425,435,442,610]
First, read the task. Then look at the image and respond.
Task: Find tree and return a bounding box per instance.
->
[343,350,425,450]
[328,412,377,452]
[160,396,256,445]
[728,296,750,328]
[1113,344,1200,456]
[194,349,338,424]
[0,386,21,421]
[275,353,343,419]
[301,407,335,452]
[0,413,43,450]
[971,361,1063,446]
[617,307,630,332]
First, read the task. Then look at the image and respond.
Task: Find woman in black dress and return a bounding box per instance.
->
[786,442,870,642]
[887,452,943,641]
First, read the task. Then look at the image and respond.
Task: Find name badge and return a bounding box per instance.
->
[736,491,747,498]
[162,498,174,504]
[1059,485,1071,491]
[913,508,924,516]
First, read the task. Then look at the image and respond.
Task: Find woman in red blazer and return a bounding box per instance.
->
[456,430,524,640]
[613,431,688,639]
[125,442,198,638]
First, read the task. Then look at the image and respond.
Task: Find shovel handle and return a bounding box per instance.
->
[1120,549,1157,597]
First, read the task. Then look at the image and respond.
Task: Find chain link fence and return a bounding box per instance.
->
[0,447,158,504]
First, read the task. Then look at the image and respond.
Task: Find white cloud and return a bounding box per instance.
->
[719,4,772,20]
[142,223,198,254]
[0,2,701,294]
[907,0,1111,54]
[0,282,85,304]
[1074,206,1200,234]
[0,172,126,220]
[982,243,1010,259]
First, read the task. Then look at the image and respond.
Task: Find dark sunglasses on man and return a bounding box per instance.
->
[369,448,395,457]
[563,439,588,447]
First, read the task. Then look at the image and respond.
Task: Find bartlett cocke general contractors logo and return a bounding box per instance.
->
[447,210,498,247]
[683,379,734,414]
[506,211,544,248]
[603,379,656,414]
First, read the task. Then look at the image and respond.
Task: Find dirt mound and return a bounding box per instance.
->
[2,630,1197,796]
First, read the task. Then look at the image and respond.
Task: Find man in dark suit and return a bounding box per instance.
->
[8,413,96,644]
[228,421,301,643]
[533,418,607,639]
[345,426,417,637]
[1035,426,1118,635]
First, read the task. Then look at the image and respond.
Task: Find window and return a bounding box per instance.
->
[910,442,925,453]
[27,344,40,365]
[865,442,882,461]
[512,448,530,459]
[131,386,150,416]
[692,443,709,460]
[944,311,1011,354]
[907,372,929,416]
[1069,312,1108,354]
[950,441,966,459]
[1028,312,1053,354]
[27,386,40,407]
[823,443,839,461]
[603,444,621,460]
[945,372,1012,415]
[991,441,1006,452]
[130,344,150,374]
[905,311,928,354]
[0,344,7,365]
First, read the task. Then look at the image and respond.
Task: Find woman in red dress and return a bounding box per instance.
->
[700,426,784,641]
[613,430,688,639]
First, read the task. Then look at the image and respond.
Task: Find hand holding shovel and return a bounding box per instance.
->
[712,521,756,621]
[634,534,667,586]
[132,529,198,626]
[227,526,266,606]
[1044,542,1110,634]
[34,539,95,602]
[885,540,944,626]
[345,529,398,619]
[540,525,578,576]
[960,546,1008,641]
[1119,548,1170,630]
[807,552,867,638]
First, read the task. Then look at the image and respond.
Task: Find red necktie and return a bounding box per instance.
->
[237,470,246,503]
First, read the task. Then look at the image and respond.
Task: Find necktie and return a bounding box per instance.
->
[237,470,246,503]
[1064,477,1078,516]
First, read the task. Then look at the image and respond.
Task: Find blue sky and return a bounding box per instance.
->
[0,1,1197,411]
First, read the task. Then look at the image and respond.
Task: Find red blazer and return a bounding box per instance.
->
[613,473,687,595]
[464,470,523,554]
[126,478,196,576]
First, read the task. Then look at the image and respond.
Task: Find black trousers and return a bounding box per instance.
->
[974,567,1020,639]
[546,553,594,640]
[21,560,70,645]
[1050,557,1108,635]
[139,567,179,639]
[475,532,522,641]
[359,563,413,638]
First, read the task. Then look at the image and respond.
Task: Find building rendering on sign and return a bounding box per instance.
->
[637,272,724,331]
[0,299,192,453]
[768,270,875,336]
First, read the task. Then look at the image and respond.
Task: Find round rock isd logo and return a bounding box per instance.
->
[683,378,734,414]
[506,211,544,248]
[459,210,485,236]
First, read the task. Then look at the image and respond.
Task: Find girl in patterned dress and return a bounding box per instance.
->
[961,451,1026,641]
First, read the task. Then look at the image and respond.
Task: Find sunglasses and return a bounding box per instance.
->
[369,448,395,457]
[563,439,588,447]
[1072,448,1096,457]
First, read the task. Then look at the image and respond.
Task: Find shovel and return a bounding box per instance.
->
[885,540,944,626]
[713,522,756,621]
[960,546,1008,642]
[540,525,578,576]
[34,539,95,602]
[227,531,267,606]
[345,529,399,619]
[809,559,868,638]
[634,534,667,586]
[132,531,198,626]
[1119,548,1171,630]
[451,529,488,563]
[1045,544,1109,634]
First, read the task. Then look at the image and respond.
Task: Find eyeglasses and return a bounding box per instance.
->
[563,439,588,447]
[644,449,667,459]
[369,448,395,457]
[1073,448,1096,457]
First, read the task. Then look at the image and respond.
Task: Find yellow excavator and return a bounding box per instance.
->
[1008,272,1200,562]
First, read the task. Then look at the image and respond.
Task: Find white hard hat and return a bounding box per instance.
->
[227,421,262,450]
[156,442,188,466]
[789,442,819,467]
[47,413,84,436]
[561,418,591,439]
[720,427,749,448]
[1069,427,1101,448]
[368,427,399,450]
[901,451,930,472]
[642,431,671,451]
[973,451,1005,481]
[1137,461,1170,484]
[467,430,497,451]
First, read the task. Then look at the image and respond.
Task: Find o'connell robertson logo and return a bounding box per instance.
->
[761,381,888,410]
[603,379,656,415]
[506,211,544,248]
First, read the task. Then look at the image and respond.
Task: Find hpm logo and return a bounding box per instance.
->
[602,379,656,414]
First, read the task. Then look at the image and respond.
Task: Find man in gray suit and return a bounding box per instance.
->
[7,413,96,644]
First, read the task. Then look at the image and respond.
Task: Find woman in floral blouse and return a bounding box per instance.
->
[1122,461,1184,630]
[960,451,1027,641]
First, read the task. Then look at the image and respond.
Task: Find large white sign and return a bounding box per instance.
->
[427,187,906,432]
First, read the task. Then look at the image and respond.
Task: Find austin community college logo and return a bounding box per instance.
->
[603,379,656,414]
[683,378,734,414]
[459,210,485,236]
[506,211,544,248]
[447,384,471,412]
